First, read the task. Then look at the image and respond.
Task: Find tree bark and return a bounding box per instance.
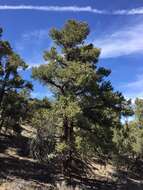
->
[63,116,69,142]
[0,71,10,107]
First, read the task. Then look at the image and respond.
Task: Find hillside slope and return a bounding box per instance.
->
[0,127,143,190]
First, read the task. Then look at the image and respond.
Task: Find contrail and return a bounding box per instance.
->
[0,5,107,14]
[0,5,143,15]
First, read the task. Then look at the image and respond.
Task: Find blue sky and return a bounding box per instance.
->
[1,0,143,100]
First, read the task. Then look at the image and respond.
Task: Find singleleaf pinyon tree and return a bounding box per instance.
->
[32,20,132,171]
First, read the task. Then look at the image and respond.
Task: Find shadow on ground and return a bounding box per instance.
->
[1,134,143,189]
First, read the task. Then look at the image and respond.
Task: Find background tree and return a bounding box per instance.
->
[113,98,143,171]
[134,98,143,126]
[0,28,32,133]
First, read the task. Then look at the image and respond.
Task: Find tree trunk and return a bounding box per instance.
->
[0,71,10,107]
[63,117,75,179]
[63,116,69,142]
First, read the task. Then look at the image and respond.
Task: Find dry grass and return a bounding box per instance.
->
[0,179,83,190]
[0,178,54,190]
[56,181,82,190]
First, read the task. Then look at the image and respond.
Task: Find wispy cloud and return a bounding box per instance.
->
[1,5,143,15]
[0,5,106,14]
[121,74,143,101]
[113,7,143,15]
[14,29,52,69]
[27,63,42,69]
[15,29,48,51]
[125,91,143,103]
[94,23,143,58]
[15,29,49,52]
[22,29,48,41]
[124,74,143,90]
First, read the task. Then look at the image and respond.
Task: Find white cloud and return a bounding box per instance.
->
[14,29,51,65]
[0,5,106,14]
[124,74,143,90]
[27,63,42,69]
[1,5,143,15]
[15,29,49,52]
[113,7,143,15]
[13,28,56,71]
[124,92,143,103]
[94,23,143,58]
[22,29,48,41]
[121,74,143,101]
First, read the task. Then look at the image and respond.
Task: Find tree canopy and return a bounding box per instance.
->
[0,28,32,133]
[32,20,132,160]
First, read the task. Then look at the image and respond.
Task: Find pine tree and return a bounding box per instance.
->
[0,28,32,132]
[32,20,132,167]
